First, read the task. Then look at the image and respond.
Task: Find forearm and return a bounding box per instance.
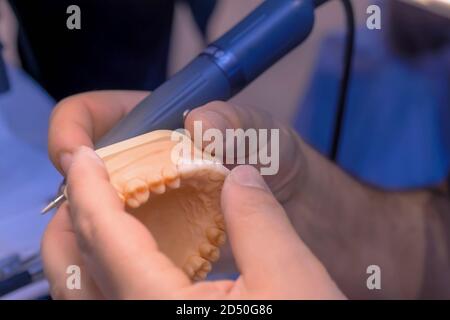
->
[286,137,450,299]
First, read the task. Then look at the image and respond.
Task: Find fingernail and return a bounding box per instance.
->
[183,109,191,122]
[60,152,73,175]
[230,166,269,191]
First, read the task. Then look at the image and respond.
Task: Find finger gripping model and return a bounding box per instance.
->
[95,130,229,281]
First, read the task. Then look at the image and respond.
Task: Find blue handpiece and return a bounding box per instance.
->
[96,0,315,148]
[42,0,319,213]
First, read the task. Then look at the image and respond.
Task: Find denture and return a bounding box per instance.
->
[95,130,229,281]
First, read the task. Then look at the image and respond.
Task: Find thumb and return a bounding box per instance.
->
[185,101,304,202]
[222,166,341,297]
[221,166,303,283]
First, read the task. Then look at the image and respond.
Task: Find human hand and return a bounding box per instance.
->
[47,91,309,275]
[47,91,305,203]
[47,90,149,175]
[46,90,445,299]
[184,101,306,203]
[42,146,344,299]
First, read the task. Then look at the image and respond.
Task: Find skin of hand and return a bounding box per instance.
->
[187,98,450,299]
[42,146,345,300]
[45,91,450,299]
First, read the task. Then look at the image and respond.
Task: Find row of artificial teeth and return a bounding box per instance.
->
[121,160,229,209]
[118,159,228,281]
[122,173,181,209]
[177,159,230,181]
[183,214,227,281]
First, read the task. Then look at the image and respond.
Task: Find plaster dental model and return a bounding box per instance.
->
[95,130,229,281]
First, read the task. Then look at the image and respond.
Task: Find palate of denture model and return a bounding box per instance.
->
[95,130,229,281]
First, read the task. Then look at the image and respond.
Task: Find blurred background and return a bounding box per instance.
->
[169,0,372,122]
[0,0,449,299]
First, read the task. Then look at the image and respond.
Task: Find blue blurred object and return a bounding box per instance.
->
[0,63,58,258]
[0,253,43,297]
[43,0,318,213]
[96,0,316,148]
[0,44,10,93]
[295,28,450,189]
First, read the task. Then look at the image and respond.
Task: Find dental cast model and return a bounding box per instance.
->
[95,130,229,281]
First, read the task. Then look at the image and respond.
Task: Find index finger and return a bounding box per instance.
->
[66,146,190,298]
[48,90,148,174]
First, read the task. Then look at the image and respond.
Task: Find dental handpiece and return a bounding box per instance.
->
[42,0,319,213]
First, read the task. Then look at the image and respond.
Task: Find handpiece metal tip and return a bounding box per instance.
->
[40,203,55,215]
[41,194,66,214]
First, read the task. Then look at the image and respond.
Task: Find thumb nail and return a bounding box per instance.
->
[230,166,270,191]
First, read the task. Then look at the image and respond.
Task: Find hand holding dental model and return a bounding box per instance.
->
[40,90,343,299]
[42,146,343,299]
[42,90,450,299]
[95,129,229,280]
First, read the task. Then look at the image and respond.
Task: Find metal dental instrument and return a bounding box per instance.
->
[41,193,66,214]
[42,0,328,214]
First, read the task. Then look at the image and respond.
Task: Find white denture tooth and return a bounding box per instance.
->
[135,188,149,204]
[125,178,147,193]
[206,227,226,246]
[149,183,166,194]
[194,271,208,281]
[194,260,211,280]
[193,271,207,281]
[162,166,181,189]
[166,178,181,189]
[124,179,149,206]
[126,197,141,209]
[199,243,220,262]
[183,264,196,279]
[202,262,212,273]
[186,255,210,272]
[162,166,178,179]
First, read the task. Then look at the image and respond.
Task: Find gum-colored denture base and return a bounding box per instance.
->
[96,130,229,280]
